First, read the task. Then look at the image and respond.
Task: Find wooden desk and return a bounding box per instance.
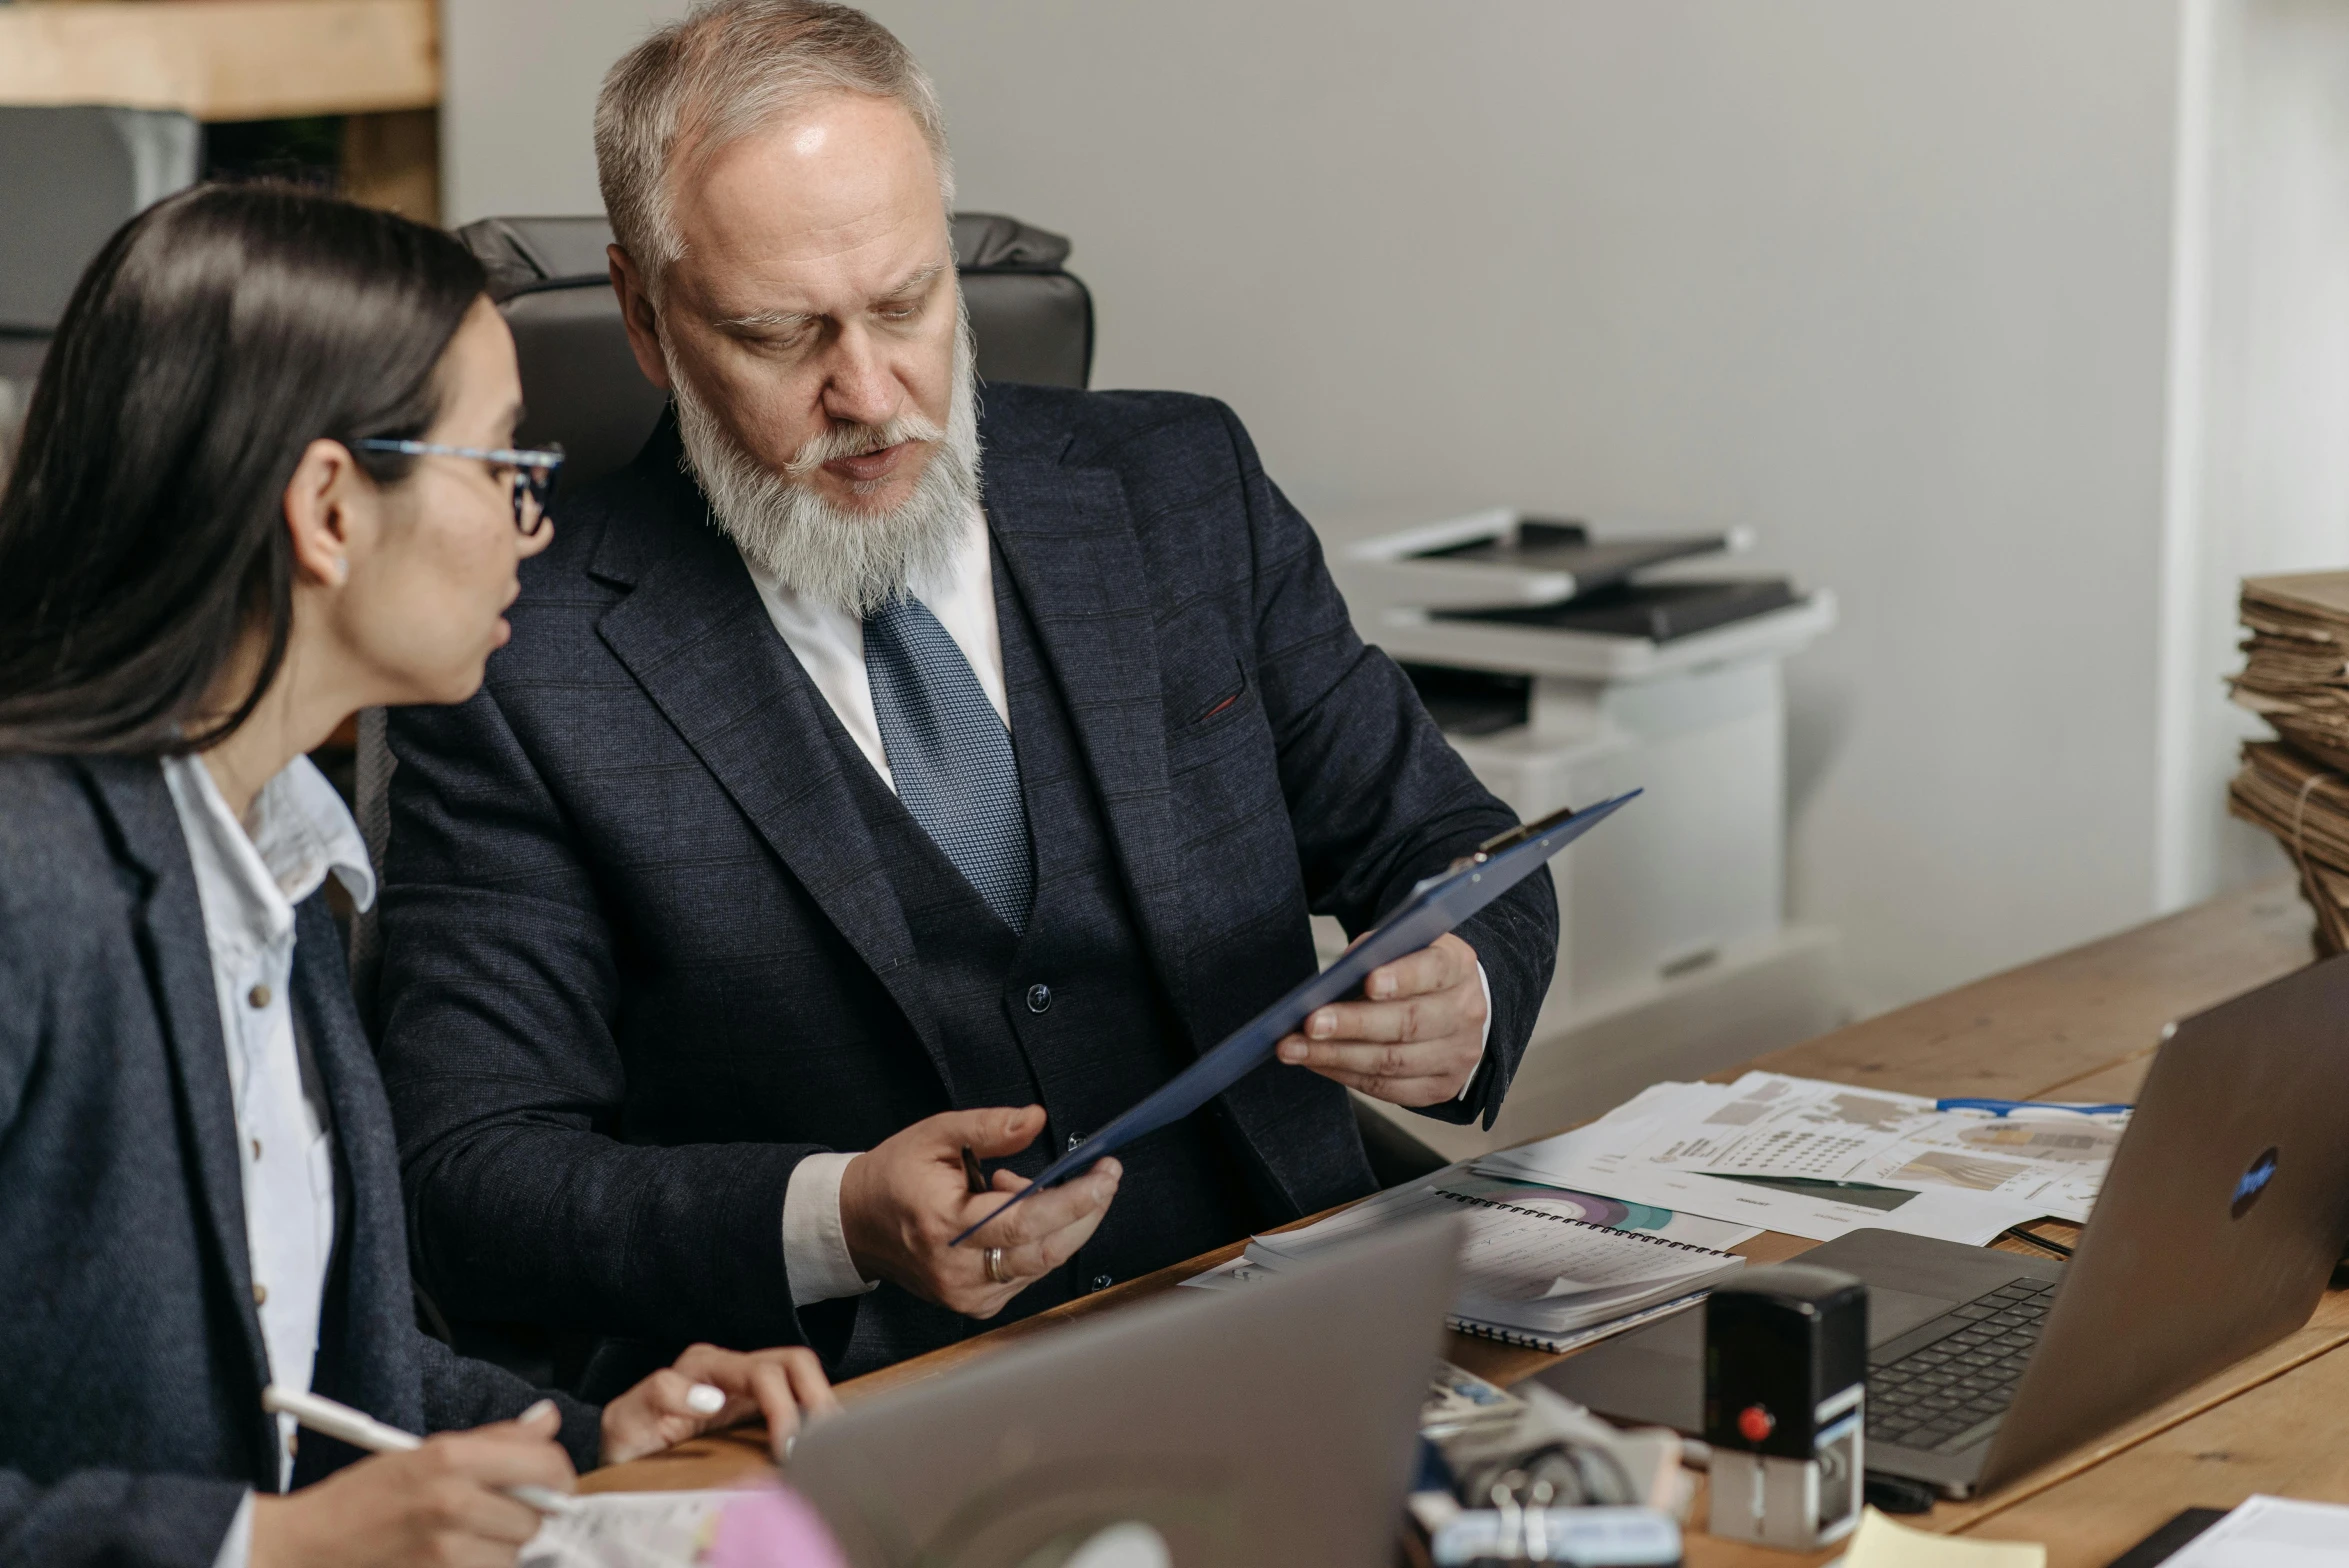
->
[593,879,2333,1566]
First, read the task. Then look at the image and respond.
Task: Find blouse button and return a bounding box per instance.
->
[247,983,272,1009]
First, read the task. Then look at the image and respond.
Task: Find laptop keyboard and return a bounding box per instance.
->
[1867,1278,2060,1453]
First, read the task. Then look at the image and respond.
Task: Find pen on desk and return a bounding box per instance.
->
[962,1144,990,1195]
[261,1385,581,1515]
[1936,1097,2131,1118]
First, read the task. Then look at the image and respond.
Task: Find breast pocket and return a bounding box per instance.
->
[1169,653,1252,737]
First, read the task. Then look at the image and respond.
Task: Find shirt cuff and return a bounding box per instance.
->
[783,1151,878,1307]
[1456,962,1494,1103]
[210,1491,255,1568]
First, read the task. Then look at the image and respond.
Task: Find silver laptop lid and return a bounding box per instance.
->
[787,1216,1462,1568]
[1977,952,2349,1491]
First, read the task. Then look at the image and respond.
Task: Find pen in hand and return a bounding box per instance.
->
[262,1384,656,1516]
[961,1144,990,1195]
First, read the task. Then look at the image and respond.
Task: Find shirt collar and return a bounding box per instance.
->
[162,752,376,955]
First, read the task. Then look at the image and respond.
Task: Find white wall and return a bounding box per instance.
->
[440,0,689,224]
[440,1,2349,1018]
[2156,0,2349,910]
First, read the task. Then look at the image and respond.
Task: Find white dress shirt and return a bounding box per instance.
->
[163,754,375,1568]
[741,506,1488,1308]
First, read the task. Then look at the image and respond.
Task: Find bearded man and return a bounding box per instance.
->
[375,0,1557,1388]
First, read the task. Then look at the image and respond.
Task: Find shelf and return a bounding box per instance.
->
[0,0,437,121]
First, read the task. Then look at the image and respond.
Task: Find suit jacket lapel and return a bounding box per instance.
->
[986,454,1198,1024]
[589,485,954,1087]
[77,758,275,1446]
[989,449,1334,1215]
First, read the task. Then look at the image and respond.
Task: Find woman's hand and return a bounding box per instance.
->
[600,1343,840,1465]
[248,1400,573,1568]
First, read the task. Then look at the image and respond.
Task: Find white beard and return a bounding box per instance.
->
[668,310,982,617]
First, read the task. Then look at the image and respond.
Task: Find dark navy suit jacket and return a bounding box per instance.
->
[0,756,596,1568]
[377,386,1557,1377]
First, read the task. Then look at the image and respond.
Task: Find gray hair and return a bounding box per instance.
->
[595,0,954,298]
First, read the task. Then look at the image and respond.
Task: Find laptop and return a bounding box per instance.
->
[786,1217,1461,1567]
[1539,952,2349,1497]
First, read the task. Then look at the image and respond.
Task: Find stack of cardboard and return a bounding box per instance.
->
[2228,572,2349,952]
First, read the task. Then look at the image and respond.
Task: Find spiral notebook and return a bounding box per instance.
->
[1185,1166,1747,1353]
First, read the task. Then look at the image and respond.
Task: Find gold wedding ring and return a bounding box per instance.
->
[983,1245,1009,1284]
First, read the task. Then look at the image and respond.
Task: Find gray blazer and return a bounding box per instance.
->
[0,755,597,1568]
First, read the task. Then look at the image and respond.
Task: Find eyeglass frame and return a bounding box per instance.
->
[353,438,565,536]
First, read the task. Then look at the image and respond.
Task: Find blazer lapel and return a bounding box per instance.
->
[986,454,1198,1022]
[590,487,954,1086]
[289,898,423,1445]
[77,759,275,1439]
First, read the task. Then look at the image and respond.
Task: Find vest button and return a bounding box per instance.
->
[1066,1131,1086,1153]
[1092,1274,1114,1292]
[1026,983,1052,1014]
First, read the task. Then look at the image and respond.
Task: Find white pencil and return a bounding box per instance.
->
[262,1384,578,1515]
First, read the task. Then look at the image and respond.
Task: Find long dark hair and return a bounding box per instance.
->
[0,183,487,754]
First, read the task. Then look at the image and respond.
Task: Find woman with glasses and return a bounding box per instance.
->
[0,184,836,1568]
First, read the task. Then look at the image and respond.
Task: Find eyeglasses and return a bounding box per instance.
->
[354,438,565,536]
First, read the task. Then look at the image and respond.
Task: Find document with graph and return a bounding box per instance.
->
[1482,1072,2127,1243]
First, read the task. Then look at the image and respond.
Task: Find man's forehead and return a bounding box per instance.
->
[668,93,949,315]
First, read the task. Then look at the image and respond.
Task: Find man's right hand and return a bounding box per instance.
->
[247,1400,574,1568]
[839,1105,1121,1318]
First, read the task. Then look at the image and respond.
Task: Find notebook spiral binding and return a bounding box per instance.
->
[1447,1288,1719,1353]
[1434,1188,1737,1256]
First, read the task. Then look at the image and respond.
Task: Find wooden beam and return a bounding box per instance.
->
[0,0,438,122]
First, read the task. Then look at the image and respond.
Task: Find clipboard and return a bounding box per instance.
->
[953,788,1641,1245]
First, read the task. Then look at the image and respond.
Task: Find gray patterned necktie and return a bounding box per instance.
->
[863,594,1034,933]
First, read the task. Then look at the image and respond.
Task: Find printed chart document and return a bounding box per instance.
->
[1183,1164,1747,1351]
[1480,1074,2127,1244]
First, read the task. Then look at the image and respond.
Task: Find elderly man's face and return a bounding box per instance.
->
[621,91,959,519]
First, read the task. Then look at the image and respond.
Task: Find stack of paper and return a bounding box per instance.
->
[2228,571,2349,952]
[521,1490,727,1568]
[1480,1073,2127,1244]
[2164,1494,2349,1566]
[1184,1166,1749,1352]
[2233,573,2349,771]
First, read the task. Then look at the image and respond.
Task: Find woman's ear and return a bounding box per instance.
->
[281,438,370,588]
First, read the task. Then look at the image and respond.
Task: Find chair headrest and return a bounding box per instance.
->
[452,211,1092,487]
[454,212,1076,300]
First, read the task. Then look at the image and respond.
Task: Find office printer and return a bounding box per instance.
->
[1326,510,1845,1160]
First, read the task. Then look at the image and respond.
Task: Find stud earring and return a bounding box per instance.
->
[332,557,348,584]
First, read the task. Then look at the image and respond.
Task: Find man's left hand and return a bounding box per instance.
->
[1276,932,1486,1108]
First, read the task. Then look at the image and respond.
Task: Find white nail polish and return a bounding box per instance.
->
[685,1383,725,1415]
